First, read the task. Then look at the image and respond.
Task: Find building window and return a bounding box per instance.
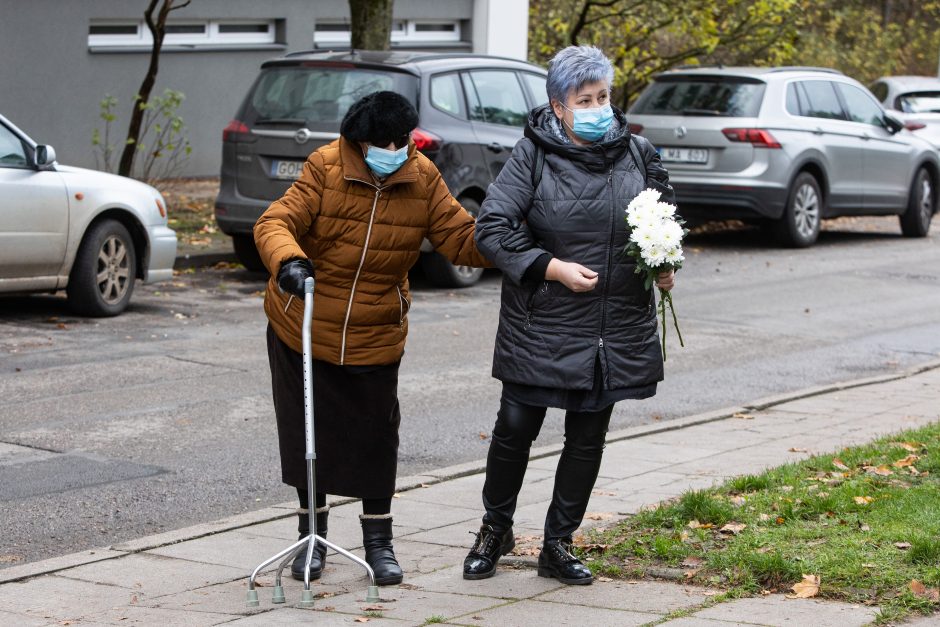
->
[313,19,459,46]
[88,19,278,49]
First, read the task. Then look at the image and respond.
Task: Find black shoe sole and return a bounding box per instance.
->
[375,573,404,586]
[537,566,593,585]
[290,568,323,581]
[462,537,517,580]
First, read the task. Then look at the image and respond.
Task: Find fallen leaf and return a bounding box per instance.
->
[478,431,489,440]
[681,556,704,567]
[892,455,919,468]
[863,465,893,476]
[910,580,940,601]
[596,576,613,582]
[862,563,876,568]
[789,447,808,453]
[895,442,922,453]
[592,489,617,497]
[730,496,746,506]
[419,483,430,488]
[854,496,874,505]
[585,512,613,521]
[719,522,747,534]
[894,542,912,550]
[362,605,387,611]
[832,458,850,471]
[776,517,786,525]
[355,619,370,623]
[684,569,700,579]
[702,590,721,597]
[732,412,754,420]
[787,574,820,599]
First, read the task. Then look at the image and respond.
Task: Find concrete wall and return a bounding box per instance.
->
[0,0,525,177]
[472,0,529,59]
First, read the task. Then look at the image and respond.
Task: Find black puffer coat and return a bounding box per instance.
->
[476,104,675,391]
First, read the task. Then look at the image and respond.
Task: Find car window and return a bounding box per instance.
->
[521,72,548,107]
[245,66,418,125]
[630,77,765,117]
[896,91,940,113]
[0,125,28,168]
[835,83,885,127]
[785,83,802,116]
[430,72,466,119]
[798,81,846,121]
[869,81,889,103]
[464,71,528,126]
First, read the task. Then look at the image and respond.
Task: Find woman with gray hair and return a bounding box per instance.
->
[463,45,676,585]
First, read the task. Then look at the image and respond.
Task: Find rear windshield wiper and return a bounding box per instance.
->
[255,117,307,125]
[681,108,725,116]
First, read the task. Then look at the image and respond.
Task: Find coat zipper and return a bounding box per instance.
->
[396,285,409,329]
[339,186,382,364]
[598,167,615,350]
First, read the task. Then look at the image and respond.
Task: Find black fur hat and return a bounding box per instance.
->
[340,91,419,146]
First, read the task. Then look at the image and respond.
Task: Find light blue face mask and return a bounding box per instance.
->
[562,102,614,141]
[365,144,408,177]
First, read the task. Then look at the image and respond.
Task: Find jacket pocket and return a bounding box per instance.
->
[396,285,410,329]
[523,281,549,330]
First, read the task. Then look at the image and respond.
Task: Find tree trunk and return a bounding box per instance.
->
[350,0,394,50]
[117,0,189,177]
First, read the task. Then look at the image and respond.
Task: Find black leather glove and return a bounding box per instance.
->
[499,219,537,253]
[276,258,314,297]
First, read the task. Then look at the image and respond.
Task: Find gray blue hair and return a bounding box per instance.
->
[545,45,615,104]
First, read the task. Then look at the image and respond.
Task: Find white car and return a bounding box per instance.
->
[870,76,940,149]
[0,114,177,316]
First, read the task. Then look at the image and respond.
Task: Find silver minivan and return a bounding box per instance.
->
[628,67,939,246]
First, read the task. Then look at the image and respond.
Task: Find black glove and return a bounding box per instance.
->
[499,219,537,253]
[276,258,314,297]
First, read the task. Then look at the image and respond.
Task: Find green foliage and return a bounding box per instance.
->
[91,89,192,183]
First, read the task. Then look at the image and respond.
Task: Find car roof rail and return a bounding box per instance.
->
[766,66,843,75]
[279,48,542,67]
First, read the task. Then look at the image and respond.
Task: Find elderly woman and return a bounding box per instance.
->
[255,91,501,586]
[463,46,677,585]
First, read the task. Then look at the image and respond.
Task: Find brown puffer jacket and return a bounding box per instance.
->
[255,137,489,365]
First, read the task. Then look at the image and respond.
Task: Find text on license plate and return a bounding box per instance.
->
[659,147,708,164]
[271,160,305,179]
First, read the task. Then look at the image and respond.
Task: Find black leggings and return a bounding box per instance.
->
[297,490,391,516]
[482,395,613,541]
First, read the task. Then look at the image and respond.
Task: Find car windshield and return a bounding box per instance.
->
[630,76,766,117]
[244,66,419,126]
[897,91,940,114]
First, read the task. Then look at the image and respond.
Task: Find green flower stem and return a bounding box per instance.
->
[657,288,685,362]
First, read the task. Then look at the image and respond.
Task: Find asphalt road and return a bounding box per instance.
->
[2,217,939,568]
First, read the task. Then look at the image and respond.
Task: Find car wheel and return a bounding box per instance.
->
[232,234,266,272]
[899,167,935,238]
[420,197,485,288]
[67,219,137,317]
[773,172,821,248]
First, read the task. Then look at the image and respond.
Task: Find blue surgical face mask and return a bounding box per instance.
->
[562,102,614,141]
[365,144,408,177]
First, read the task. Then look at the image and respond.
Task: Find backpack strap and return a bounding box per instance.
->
[531,144,544,190]
[628,135,648,186]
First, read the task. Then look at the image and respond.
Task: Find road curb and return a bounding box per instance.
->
[4,358,939,584]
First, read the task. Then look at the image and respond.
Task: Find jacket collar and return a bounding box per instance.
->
[339,136,420,188]
[524,104,631,171]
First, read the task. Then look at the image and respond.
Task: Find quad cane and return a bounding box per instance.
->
[247,277,380,607]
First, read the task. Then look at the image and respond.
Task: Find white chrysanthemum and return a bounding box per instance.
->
[653,201,677,220]
[659,221,684,248]
[641,243,668,267]
[628,188,661,212]
[630,224,658,249]
[664,246,685,265]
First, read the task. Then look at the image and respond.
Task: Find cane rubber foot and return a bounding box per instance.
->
[366,585,380,603]
[300,589,315,608]
[272,585,286,604]
[246,589,259,607]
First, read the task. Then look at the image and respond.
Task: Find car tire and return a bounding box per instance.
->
[232,234,266,272]
[420,197,485,288]
[899,167,935,238]
[67,219,137,317]
[773,172,821,248]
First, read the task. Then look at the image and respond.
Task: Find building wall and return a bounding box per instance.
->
[0,0,528,177]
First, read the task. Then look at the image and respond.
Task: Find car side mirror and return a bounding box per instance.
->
[35,144,57,167]
[883,113,903,135]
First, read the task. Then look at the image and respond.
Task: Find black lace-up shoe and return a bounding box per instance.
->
[463,524,515,580]
[537,538,593,585]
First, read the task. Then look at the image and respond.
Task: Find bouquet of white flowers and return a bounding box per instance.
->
[624,188,686,360]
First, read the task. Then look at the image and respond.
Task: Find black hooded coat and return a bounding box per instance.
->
[475,104,676,393]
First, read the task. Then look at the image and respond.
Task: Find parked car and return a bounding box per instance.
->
[215,50,548,286]
[869,76,940,149]
[0,114,177,316]
[628,67,940,247]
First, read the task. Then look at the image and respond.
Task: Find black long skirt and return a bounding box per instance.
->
[266,324,402,499]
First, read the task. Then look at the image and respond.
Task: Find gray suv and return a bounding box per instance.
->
[215,50,547,285]
[628,67,940,246]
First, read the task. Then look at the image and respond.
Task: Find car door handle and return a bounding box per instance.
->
[486,142,504,153]
[861,133,871,140]
[813,127,824,135]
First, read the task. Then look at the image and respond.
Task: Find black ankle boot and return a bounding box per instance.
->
[360,514,403,586]
[463,524,515,580]
[537,538,592,585]
[291,506,328,581]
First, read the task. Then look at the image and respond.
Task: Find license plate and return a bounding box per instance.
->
[270,160,305,179]
[659,147,709,164]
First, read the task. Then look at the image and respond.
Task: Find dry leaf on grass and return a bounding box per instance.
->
[863,465,893,476]
[892,455,919,468]
[854,496,874,505]
[894,542,912,550]
[894,442,923,453]
[910,580,940,602]
[687,519,714,530]
[832,458,850,471]
[719,522,747,534]
[681,556,704,567]
[787,574,820,599]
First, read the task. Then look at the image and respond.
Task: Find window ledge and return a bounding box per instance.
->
[89,43,287,54]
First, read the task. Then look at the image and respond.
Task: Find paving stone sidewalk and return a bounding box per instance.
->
[2,364,939,626]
